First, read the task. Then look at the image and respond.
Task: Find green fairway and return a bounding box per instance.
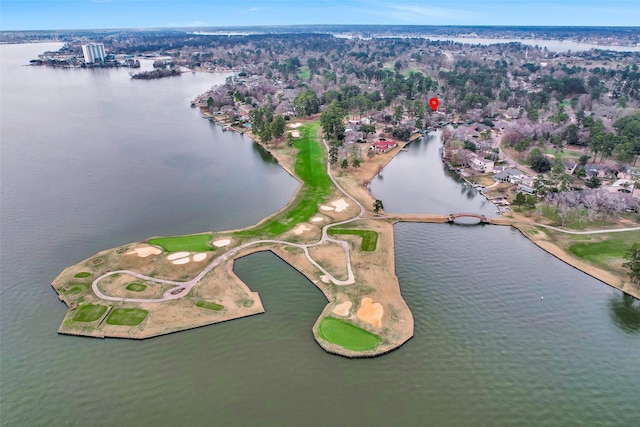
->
[234,122,334,238]
[570,239,633,264]
[106,308,148,326]
[328,229,378,251]
[126,282,147,292]
[74,272,91,278]
[317,317,381,351]
[148,234,213,252]
[72,304,107,322]
[196,300,225,311]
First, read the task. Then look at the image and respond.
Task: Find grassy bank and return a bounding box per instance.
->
[234,121,334,239]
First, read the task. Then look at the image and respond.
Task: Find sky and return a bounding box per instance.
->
[1,0,639,31]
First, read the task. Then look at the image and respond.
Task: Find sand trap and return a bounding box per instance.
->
[311,216,324,223]
[192,253,207,262]
[330,199,349,212]
[291,130,300,138]
[125,246,161,258]
[172,258,190,265]
[213,239,231,247]
[320,205,334,211]
[320,275,330,283]
[288,122,302,128]
[356,297,384,328]
[333,301,352,317]
[293,224,311,235]
[167,252,190,261]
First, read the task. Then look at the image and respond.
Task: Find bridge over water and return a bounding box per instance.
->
[385,213,514,226]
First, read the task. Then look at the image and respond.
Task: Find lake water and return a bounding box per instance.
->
[417,36,640,53]
[1,43,639,426]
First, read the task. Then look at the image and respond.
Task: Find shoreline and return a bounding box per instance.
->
[52,111,637,353]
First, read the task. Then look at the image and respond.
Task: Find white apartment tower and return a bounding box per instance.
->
[81,43,106,63]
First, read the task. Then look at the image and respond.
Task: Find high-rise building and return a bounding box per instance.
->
[81,43,106,63]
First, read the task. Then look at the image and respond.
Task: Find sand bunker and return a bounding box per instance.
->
[356,297,384,328]
[320,275,330,283]
[288,122,302,128]
[172,257,190,265]
[125,246,161,258]
[293,224,311,235]
[213,239,231,247]
[330,199,349,212]
[311,216,324,223]
[192,253,207,262]
[320,205,334,211]
[333,301,353,317]
[167,252,190,261]
[291,131,300,138]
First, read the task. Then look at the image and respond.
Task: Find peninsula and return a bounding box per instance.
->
[48,27,640,357]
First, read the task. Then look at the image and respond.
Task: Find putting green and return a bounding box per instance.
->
[74,272,91,278]
[106,308,148,326]
[126,282,147,292]
[196,300,225,311]
[148,234,213,252]
[317,317,381,351]
[72,304,107,322]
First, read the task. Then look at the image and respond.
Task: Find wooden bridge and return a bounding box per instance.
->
[384,213,514,226]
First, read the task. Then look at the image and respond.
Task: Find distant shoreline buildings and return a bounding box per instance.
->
[81,43,106,63]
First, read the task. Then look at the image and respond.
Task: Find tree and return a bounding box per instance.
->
[622,243,640,285]
[270,115,286,140]
[373,199,384,214]
[514,192,526,207]
[329,146,338,165]
[320,102,346,141]
[393,105,404,122]
[293,89,319,117]
[341,158,349,169]
[352,158,361,168]
[529,148,552,173]
[287,132,295,147]
[585,176,601,188]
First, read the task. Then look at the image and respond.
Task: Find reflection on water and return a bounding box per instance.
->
[609,293,640,334]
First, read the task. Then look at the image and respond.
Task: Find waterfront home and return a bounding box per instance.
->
[518,178,536,194]
[493,168,527,183]
[469,154,495,173]
[371,139,398,154]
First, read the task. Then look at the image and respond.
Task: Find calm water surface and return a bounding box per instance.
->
[2,43,640,426]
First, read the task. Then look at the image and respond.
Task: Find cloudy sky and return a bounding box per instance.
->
[2,0,639,31]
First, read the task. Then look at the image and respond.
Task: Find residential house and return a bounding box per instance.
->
[493,168,526,183]
[563,161,577,175]
[469,154,495,173]
[517,178,536,194]
[371,139,398,154]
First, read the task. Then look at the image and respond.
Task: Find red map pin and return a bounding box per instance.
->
[429,97,439,112]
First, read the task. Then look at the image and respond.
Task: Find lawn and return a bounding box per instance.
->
[148,234,213,252]
[126,282,147,292]
[196,300,225,311]
[74,272,91,278]
[317,317,381,351]
[234,121,334,238]
[570,238,634,264]
[298,66,311,81]
[328,229,378,251]
[72,304,107,322]
[106,308,148,326]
